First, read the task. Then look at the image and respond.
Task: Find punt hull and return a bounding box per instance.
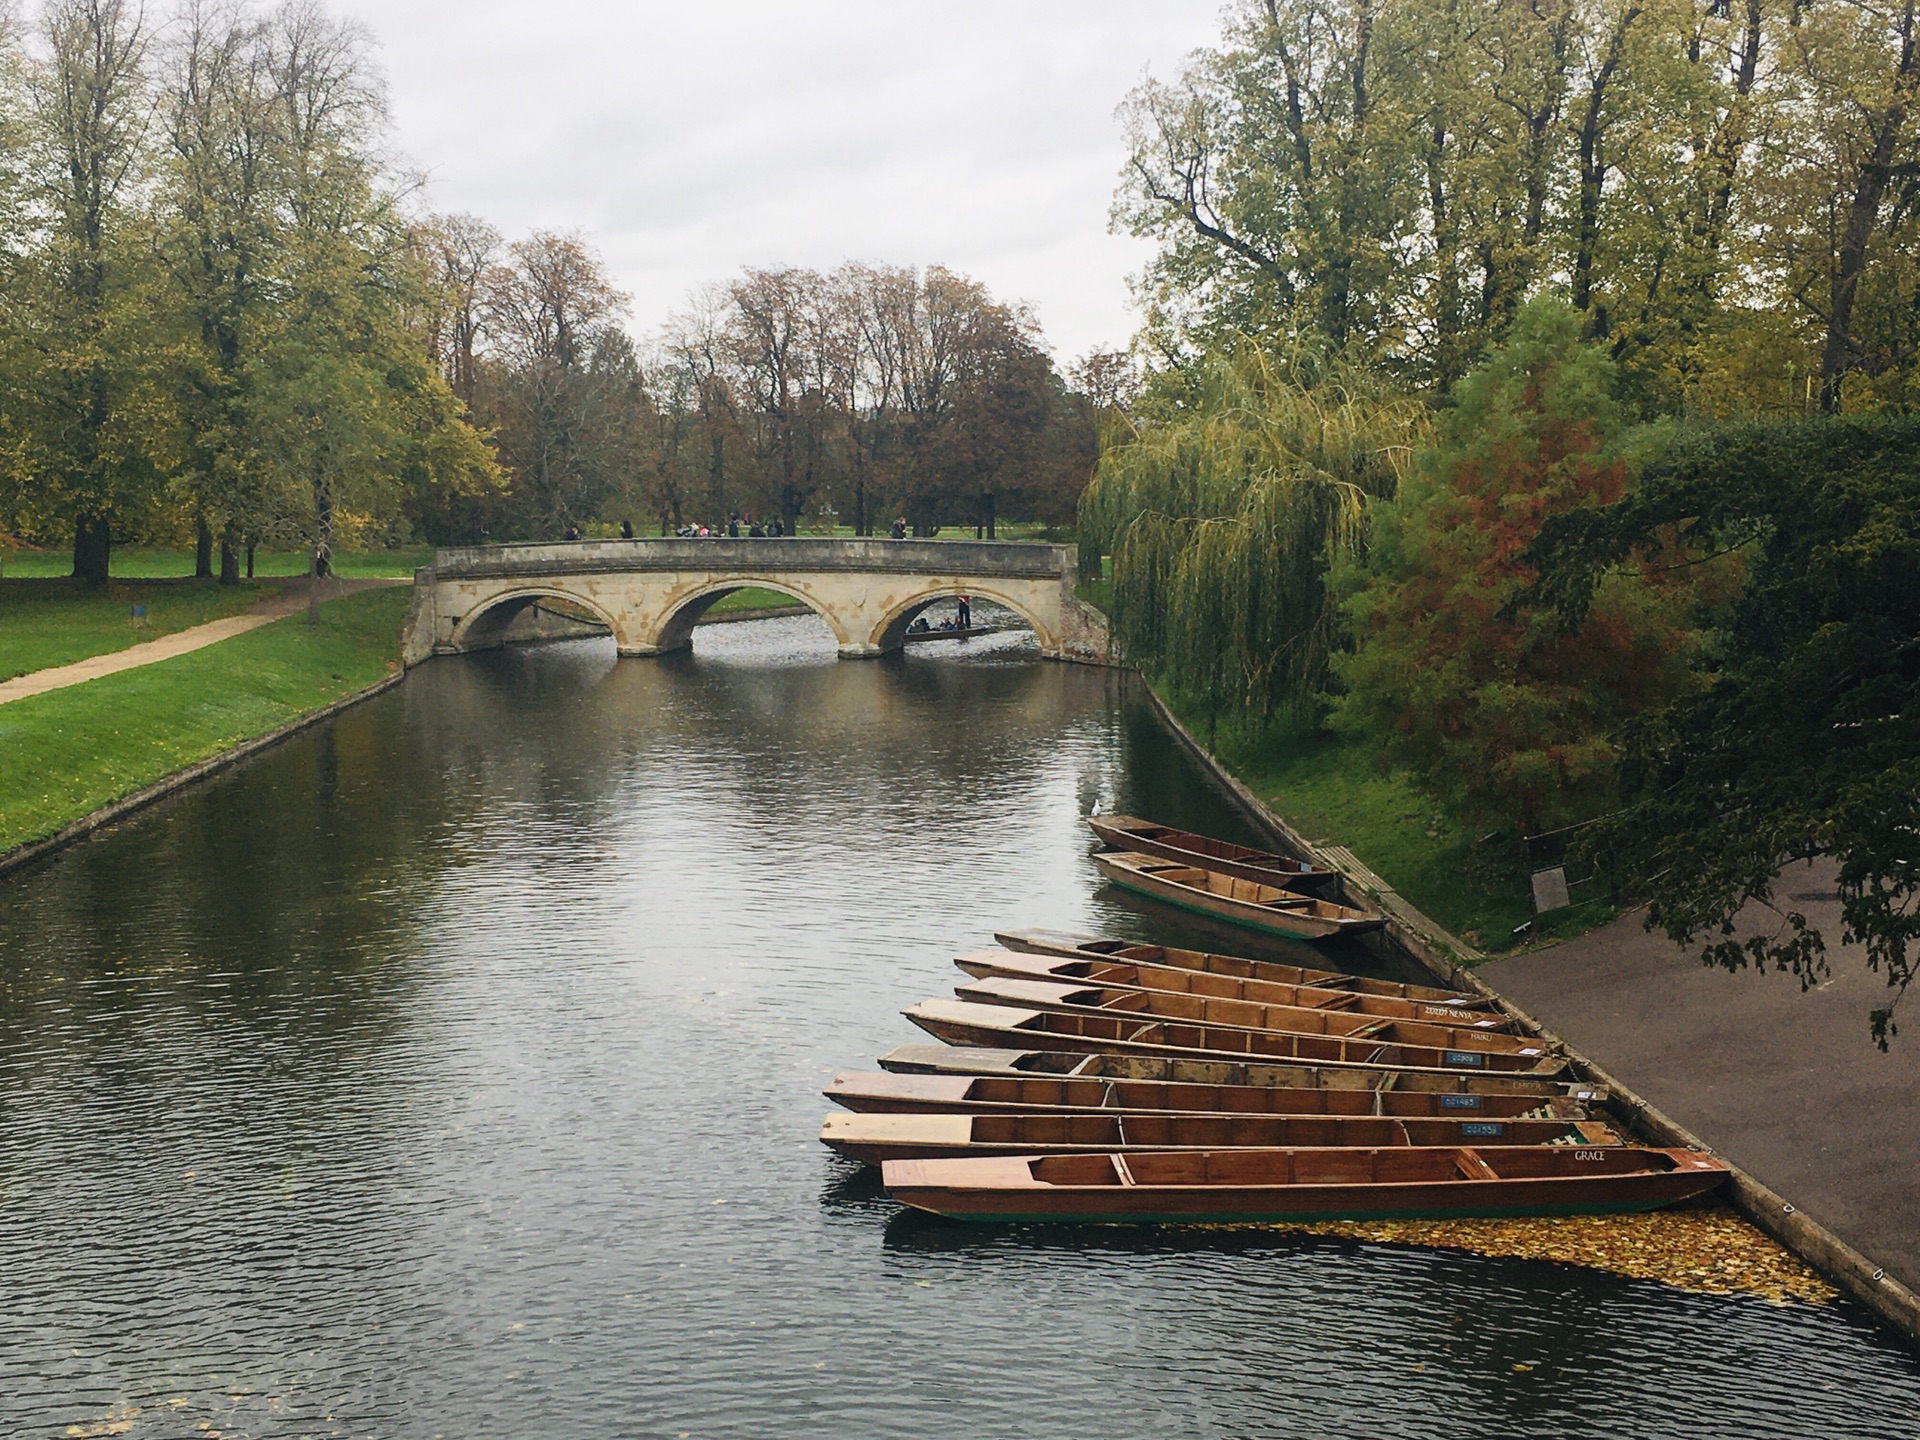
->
[903,625,1001,644]
[1088,814,1337,890]
[825,1070,1598,1121]
[821,1111,1615,1165]
[994,929,1492,1009]
[953,948,1519,1031]
[874,1045,1596,1099]
[1093,852,1384,941]
[903,1000,1568,1078]
[950,976,1533,1055]
[884,1148,1729,1224]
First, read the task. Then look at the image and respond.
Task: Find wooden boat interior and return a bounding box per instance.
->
[954,978,1538,1055]
[836,1071,1586,1119]
[1093,817,1322,875]
[1023,1146,1690,1188]
[1116,858,1316,909]
[992,930,1492,1007]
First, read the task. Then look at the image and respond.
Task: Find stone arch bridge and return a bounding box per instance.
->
[402,538,1110,665]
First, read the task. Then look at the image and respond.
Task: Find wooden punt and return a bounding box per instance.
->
[1094,851,1384,941]
[995,928,1493,1009]
[826,1069,1599,1121]
[821,1108,1620,1165]
[884,1145,1730,1223]
[902,999,1568,1078]
[955,947,1519,1030]
[1089,814,1337,890]
[875,1045,1599,1099]
[948,977,1542,1059]
[903,624,1002,644]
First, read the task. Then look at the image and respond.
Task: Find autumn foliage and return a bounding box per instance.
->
[1333,301,1699,836]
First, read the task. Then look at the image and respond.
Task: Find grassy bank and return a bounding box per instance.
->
[706,586,808,615]
[0,586,411,856]
[1160,694,1613,955]
[0,544,429,580]
[0,577,295,679]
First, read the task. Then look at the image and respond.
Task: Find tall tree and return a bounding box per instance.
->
[1080,344,1424,723]
[481,229,629,534]
[1763,0,1920,410]
[25,0,166,583]
[159,0,277,582]
[1332,299,1699,834]
[1525,412,1920,1042]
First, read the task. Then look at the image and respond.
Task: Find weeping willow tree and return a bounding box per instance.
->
[1079,345,1425,725]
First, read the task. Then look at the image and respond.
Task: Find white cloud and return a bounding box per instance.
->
[339,0,1224,362]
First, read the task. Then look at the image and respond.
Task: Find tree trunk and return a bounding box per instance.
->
[985,492,996,540]
[195,513,214,578]
[219,520,241,585]
[1822,0,1917,411]
[71,513,110,585]
[246,540,255,580]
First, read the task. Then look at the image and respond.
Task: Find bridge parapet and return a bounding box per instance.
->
[408,538,1107,665]
[431,537,1072,581]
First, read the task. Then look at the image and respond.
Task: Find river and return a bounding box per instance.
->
[3,615,1918,1438]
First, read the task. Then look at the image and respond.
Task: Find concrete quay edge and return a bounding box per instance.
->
[1136,679,1920,1347]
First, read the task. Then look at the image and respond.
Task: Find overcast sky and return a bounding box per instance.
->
[336,0,1225,365]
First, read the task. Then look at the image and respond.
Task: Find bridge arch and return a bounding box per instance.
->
[649,577,850,653]
[447,584,621,652]
[867,583,1057,654]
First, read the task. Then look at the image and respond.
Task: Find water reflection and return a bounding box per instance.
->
[0,619,1916,1439]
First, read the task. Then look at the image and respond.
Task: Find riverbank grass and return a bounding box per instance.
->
[0,577,297,679]
[0,586,410,856]
[0,544,430,580]
[1166,698,1614,954]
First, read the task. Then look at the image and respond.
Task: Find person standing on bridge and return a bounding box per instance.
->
[620,519,634,539]
[890,517,906,540]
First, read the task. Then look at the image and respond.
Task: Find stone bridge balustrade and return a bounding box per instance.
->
[401,537,1110,666]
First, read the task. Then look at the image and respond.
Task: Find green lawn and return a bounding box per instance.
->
[705,586,809,614]
[0,586,411,856]
[0,545,431,580]
[0,577,297,680]
[1164,699,1615,955]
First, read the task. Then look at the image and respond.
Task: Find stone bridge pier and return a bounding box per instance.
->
[403,538,1110,665]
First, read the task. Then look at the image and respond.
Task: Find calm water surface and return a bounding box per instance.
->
[3,616,1918,1439]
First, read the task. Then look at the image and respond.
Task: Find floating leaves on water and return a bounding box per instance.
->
[1206,1202,1836,1303]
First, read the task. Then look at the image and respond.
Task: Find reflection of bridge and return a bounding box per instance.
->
[402,538,1110,664]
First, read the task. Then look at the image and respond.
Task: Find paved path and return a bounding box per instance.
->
[1480,859,1920,1290]
[0,577,408,706]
